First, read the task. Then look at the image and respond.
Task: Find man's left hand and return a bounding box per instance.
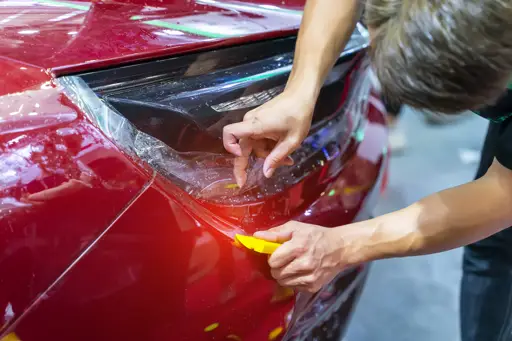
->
[254,222,349,293]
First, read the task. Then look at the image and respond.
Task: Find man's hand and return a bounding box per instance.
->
[254,221,352,293]
[252,158,512,294]
[223,91,315,187]
[221,0,360,186]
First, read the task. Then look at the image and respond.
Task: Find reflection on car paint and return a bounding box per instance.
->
[0,63,152,334]
[196,0,303,17]
[269,326,284,340]
[4,177,295,340]
[0,82,386,340]
[0,0,304,73]
[0,3,388,339]
[204,322,220,332]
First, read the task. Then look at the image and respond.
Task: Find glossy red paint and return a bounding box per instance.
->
[1,87,386,341]
[0,2,388,340]
[9,177,294,341]
[0,72,152,333]
[0,0,304,75]
[0,54,387,341]
[0,58,52,96]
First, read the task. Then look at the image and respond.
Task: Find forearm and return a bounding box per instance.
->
[342,161,512,265]
[286,0,361,99]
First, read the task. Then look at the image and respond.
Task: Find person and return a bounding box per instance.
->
[221,0,512,340]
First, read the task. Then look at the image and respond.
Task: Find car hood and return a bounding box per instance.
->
[0,0,303,75]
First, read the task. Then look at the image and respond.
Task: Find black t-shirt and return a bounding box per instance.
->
[475,86,512,179]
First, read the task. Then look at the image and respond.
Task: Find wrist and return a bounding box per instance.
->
[333,210,422,266]
[285,70,323,104]
[367,209,423,260]
[331,223,378,267]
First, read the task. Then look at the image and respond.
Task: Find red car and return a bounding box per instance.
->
[0,1,388,340]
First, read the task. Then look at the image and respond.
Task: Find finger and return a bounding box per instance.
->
[223,121,256,156]
[253,146,294,166]
[233,138,252,188]
[233,156,249,188]
[290,285,321,294]
[271,257,314,279]
[277,274,318,290]
[268,239,307,269]
[263,137,301,178]
[271,264,309,282]
[253,222,296,243]
[282,156,295,166]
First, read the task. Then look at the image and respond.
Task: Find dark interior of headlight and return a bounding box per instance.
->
[79,34,365,153]
[73,26,370,203]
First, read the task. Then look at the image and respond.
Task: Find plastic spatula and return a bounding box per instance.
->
[234,234,282,255]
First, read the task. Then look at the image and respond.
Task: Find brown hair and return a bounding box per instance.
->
[365,0,512,113]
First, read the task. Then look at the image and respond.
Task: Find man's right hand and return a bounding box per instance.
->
[222,90,316,187]
[221,0,360,187]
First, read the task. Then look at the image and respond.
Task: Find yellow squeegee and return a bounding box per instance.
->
[234,234,282,255]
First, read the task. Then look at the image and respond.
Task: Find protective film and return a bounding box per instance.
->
[58,56,374,205]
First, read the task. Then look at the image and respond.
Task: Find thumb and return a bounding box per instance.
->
[263,138,300,178]
[254,223,296,243]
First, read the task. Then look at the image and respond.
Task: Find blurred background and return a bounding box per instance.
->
[346,108,488,341]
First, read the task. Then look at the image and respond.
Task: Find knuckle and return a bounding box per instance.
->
[294,246,308,257]
[298,237,309,248]
[302,259,315,271]
[244,111,255,121]
[268,257,280,269]
[250,117,264,135]
[222,125,231,135]
[303,276,315,286]
[223,124,235,137]
[288,136,301,148]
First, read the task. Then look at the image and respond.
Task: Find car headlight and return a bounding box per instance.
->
[58,24,373,229]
